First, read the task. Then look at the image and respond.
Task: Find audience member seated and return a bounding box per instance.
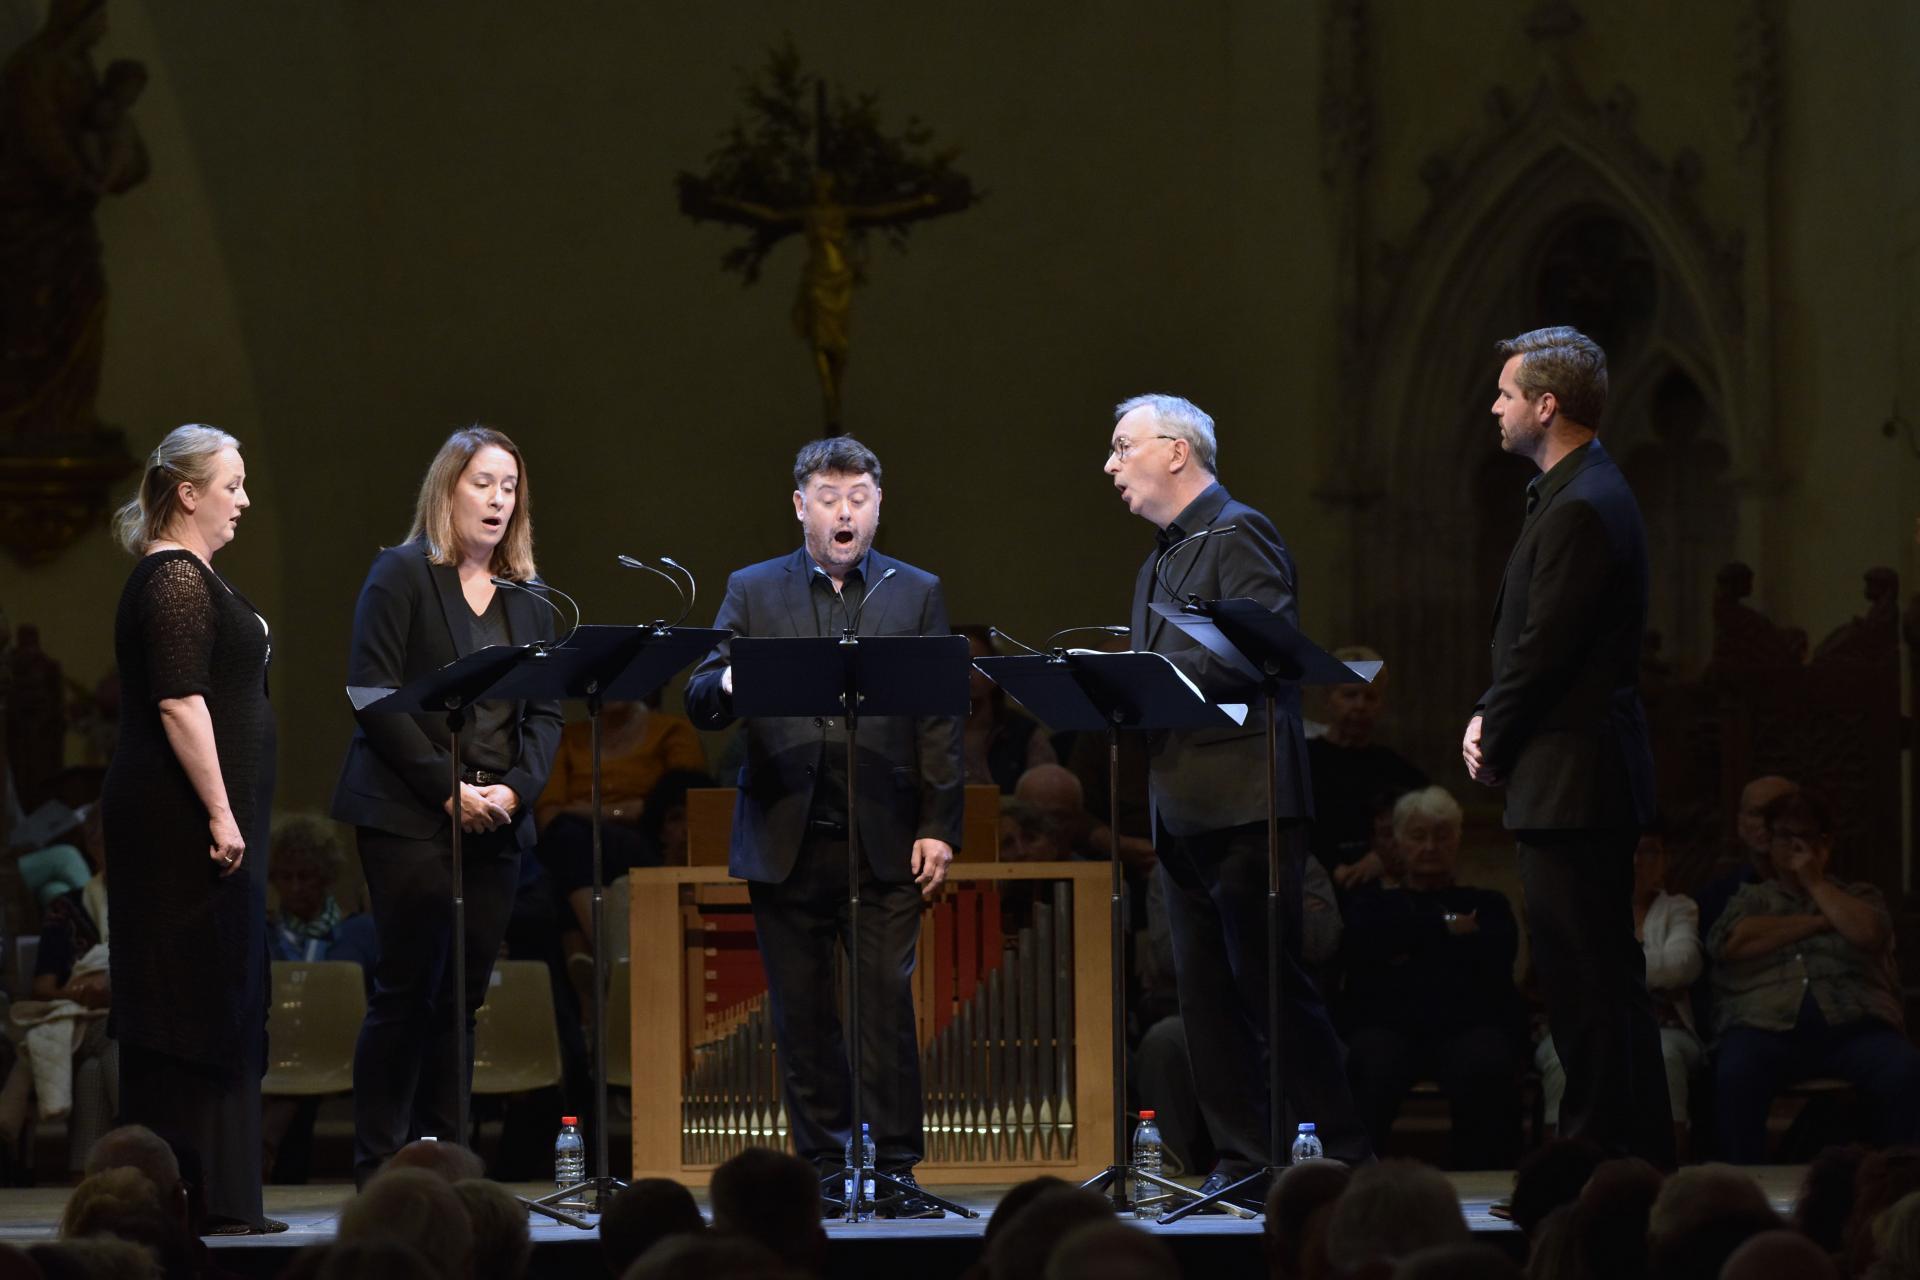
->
[1695,774,1800,941]
[624,1232,789,1280]
[0,803,115,1175]
[1263,1158,1350,1280]
[1504,1137,1606,1243]
[1707,790,1920,1163]
[999,765,1097,862]
[1645,1164,1781,1280]
[1394,1242,1524,1280]
[8,804,94,916]
[383,1137,485,1183]
[266,815,379,971]
[337,1168,474,1280]
[312,1239,439,1280]
[1305,648,1425,889]
[1842,1146,1920,1276]
[1867,1191,1920,1280]
[1720,1229,1842,1280]
[452,1178,532,1280]
[1537,827,1701,1153]
[1044,1220,1178,1280]
[535,693,708,939]
[707,1147,824,1272]
[959,625,1056,793]
[981,1185,1115,1280]
[1791,1142,1866,1257]
[26,1235,155,1280]
[982,1174,1068,1247]
[1322,1159,1471,1275]
[602,1177,707,1276]
[1336,786,1525,1169]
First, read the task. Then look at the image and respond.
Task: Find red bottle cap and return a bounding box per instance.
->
[1140,1110,1156,1120]
[561,1116,579,1125]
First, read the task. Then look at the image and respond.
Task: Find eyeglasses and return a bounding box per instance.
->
[1106,434,1177,464]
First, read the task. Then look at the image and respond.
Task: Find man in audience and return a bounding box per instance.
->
[1708,789,1920,1162]
[982,1184,1115,1280]
[1720,1229,1841,1280]
[1000,764,1097,862]
[602,1177,706,1276]
[1305,648,1426,889]
[1695,774,1799,940]
[1044,1220,1179,1280]
[1337,786,1526,1169]
[1262,1158,1351,1280]
[1645,1164,1781,1278]
[337,1167,474,1280]
[1322,1159,1471,1273]
[383,1137,485,1183]
[708,1147,825,1271]
[451,1179,532,1280]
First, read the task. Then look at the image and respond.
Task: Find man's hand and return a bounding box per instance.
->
[1444,909,1481,936]
[1775,837,1825,889]
[720,665,734,696]
[446,783,512,833]
[911,838,954,899]
[1334,851,1385,889]
[1461,714,1501,786]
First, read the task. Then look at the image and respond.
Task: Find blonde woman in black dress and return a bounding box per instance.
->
[101,424,281,1234]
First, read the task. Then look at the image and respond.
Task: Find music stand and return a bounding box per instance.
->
[1145,598,1378,1223]
[975,650,1257,1220]
[730,632,980,1222]
[349,642,578,1218]
[483,625,727,1218]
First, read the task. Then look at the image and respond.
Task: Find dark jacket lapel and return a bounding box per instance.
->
[780,547,814,638]
[428,559,477,658]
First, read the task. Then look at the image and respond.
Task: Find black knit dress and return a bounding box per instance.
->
[102,550,275,1230]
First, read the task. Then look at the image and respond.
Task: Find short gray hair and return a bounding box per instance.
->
[1114,394,1217,474]
[1324,1160,1470,1269]
[1392,785,1463,840]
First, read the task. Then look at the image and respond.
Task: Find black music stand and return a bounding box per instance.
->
[481,624,727,1218]
[729,632,980,1222]
[1145,598,1378,1223]
[349,642,578,1218]
[975,650,1257,1220]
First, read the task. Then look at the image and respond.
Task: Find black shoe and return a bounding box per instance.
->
[1192,1170,1266,1213]
[876,1168,946,1219]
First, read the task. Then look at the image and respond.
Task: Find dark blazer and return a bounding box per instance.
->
[684,547,964,883]
[1128,481,1312,836]
[1479,440,1656,831]
[330,541,563,849]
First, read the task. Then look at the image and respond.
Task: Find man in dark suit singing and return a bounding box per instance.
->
[1461,326,1673,1165]
[1107,394,1372,1201]
[685,436,962,1216]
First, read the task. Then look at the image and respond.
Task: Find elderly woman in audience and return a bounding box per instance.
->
[1335,786,1526,1169]
[1708,790,1920,1163]
[268,815,379,971]
[1536,826,1701,1156]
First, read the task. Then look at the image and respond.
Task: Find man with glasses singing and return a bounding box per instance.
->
[1105,394,1371,1203]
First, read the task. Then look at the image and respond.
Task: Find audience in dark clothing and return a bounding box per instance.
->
[1337,786,1526,1170]
[1305,647,1426,889]
[959,626,1057,793]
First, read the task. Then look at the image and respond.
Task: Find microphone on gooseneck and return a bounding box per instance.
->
[844,566,898,638]
[988,626,1046,658]
[1152,524,1239,606]
[616,554,694,629]
[1044,624,1131,652]
[489,576,581,649]
[658,556,698,622]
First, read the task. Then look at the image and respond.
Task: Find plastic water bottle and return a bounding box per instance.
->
[1131,1110,1164,1218]
[554,1115,586,1203]
[1290,1121,1323,1164]
[843,1123,876,1215]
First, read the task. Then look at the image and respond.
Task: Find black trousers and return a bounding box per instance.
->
[1345,1024,1523,1170]
[1518,828,1674,1165]
[748,831,926,1168]
[1157,819,1370,1172]
[351,824,520,1184]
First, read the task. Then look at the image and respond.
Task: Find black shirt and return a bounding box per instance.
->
[464,592,514,773]
[805,553,867,827]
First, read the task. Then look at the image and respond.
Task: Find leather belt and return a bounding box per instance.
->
[808,817,849,836]
[461,768,506,786]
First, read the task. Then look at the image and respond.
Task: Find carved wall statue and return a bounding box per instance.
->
[0,0,143,564]
[677,40,977,431]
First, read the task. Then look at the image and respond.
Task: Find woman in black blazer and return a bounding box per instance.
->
[331,426,562,1184]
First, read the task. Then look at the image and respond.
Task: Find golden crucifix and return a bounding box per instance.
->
[678,44,977,431]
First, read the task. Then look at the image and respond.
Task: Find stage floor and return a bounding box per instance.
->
[0,1167,1808,1248]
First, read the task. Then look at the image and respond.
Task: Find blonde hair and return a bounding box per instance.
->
[403,426,536,580]
[111,424,241,556]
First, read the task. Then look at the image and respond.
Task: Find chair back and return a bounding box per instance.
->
[471,959,564,1095]
[263,960,365,1096]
